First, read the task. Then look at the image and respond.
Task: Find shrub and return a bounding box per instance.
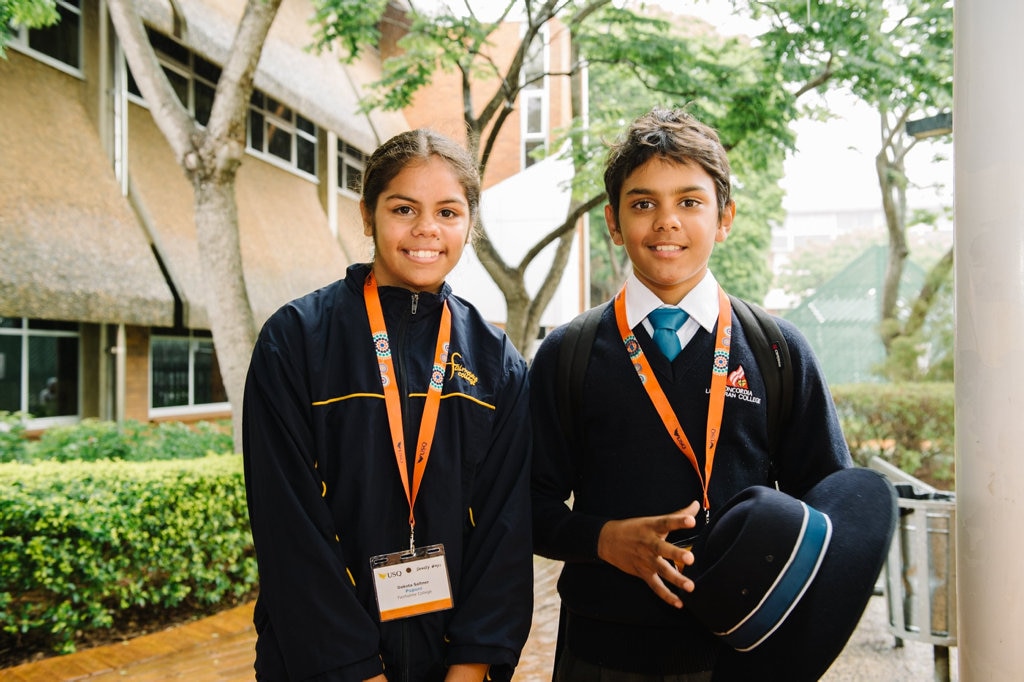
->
[0,454,256,656]
[0,413,28,464]
[831,382,955,488]
[0,419,233,464]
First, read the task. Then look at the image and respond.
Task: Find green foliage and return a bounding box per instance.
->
[832,382,954,487]
[576,4,795,304]
[0,0,59,57]
[0,454,256,656]
[309,0,388,61]
[712,145,786,303]
[0,419,233,464]
[0,413,28,463]
[743,0,953,366]
[309,0,815,348]
[314,0,510,114]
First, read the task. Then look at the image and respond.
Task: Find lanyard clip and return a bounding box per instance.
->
[409,525,416,552]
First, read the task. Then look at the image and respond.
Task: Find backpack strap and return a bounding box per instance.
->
[728,295,793,471]
[556,302,608,448]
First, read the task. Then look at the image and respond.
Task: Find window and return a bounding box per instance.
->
[8,0,82,73]
[0,318,79,421]
[520,30,548,168]
[337,139,367,194]
[150,332,227,414]
[125,28,318,178]
[249,90,317,176]
[127,29,220,127]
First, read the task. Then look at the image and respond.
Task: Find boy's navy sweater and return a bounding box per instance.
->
[530,301,851,674]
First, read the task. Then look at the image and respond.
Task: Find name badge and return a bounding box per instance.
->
[370,544,453,621]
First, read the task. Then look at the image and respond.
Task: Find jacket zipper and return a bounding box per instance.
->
[397,293,416,483]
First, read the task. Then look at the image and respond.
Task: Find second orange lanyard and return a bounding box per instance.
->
[614,285,732,516]
[365,273,451,550]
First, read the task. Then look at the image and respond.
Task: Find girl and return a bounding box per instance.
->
[243,129,533,682]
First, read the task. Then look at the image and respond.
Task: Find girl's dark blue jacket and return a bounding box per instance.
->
[243,264,533,682]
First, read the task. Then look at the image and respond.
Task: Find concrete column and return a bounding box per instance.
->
[954,1,1024,678]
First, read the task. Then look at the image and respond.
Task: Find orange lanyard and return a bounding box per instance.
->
[364,273,451,550]
[614,285,732,516]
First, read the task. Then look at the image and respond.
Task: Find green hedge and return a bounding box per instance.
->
[0,413,28,463]
[0,454,257,656]
[831,382,955,488]
[0,415,233,464]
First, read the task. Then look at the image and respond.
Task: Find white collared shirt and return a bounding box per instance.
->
[625,270,721,351]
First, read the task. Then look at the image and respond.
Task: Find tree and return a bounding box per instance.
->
[106,0,281,445]
[315,0,801,351]
[745,0,954,375]
[2,0,273,444]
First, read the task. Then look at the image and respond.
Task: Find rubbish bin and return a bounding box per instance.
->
[869,457,956,682]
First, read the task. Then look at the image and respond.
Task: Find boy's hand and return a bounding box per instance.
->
[596,501,701,608]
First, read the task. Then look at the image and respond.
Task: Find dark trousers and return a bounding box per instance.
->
[554,647,714,682]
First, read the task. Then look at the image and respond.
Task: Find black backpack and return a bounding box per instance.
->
[555,295,793,473]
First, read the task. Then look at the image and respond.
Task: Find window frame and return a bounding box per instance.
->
[520,27,550,169]
[247,89,319,179]
[336,139,368,198]
[148,331,230,418]
[0,317,81,428]
[6,0,83,77]
[123,28,319,181]
[125,28,221,127]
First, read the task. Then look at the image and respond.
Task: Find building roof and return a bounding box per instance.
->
[126,105,349,329]
[136,0,407,154]
[0,53,176,326]
[785,244,926,384]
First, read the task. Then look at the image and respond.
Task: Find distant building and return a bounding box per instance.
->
[767,204,952,313]
[784,244,926,385]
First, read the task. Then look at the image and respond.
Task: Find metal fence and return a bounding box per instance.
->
[869,457,956,682]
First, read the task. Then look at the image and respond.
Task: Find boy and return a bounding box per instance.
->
[529,107,852,681]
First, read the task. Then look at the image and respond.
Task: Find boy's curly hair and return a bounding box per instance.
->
[604,108,732,221]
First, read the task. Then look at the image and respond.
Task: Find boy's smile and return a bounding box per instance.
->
[606,157,735,304]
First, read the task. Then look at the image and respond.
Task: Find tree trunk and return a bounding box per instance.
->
[107,0,281,447]
[193,177,257,448]
[876,147,909,353]
[902,245,954,339]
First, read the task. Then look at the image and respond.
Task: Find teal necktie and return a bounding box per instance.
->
[648,307,689,361]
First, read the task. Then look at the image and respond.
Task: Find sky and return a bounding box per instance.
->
[776,90,953,214]
[677,2,954,215]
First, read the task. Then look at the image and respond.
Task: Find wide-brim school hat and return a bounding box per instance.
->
[684,467,898,681]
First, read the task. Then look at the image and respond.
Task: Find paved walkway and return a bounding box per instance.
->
[0,557,955,681]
